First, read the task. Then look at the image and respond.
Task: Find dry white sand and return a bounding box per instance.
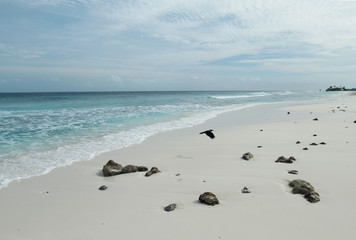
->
[1,93,356,240]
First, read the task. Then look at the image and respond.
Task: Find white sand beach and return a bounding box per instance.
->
[1,93,356,240]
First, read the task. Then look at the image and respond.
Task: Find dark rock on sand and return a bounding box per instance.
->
[164,204,177,212]
[145,167,161,177]
[102,160,123,176]
[199,192,219,206]
[99,185,108,190]
[288,170,299,175]
[296,141,301,144]
[122,164,138,174]
[102,160,148,176]
[275,156,288,163]
[257,145,262,148]
[242,187,250,193]
[289,179,314,195]
[310,143,318,146]
[303,147,309,150]
[313,118,319,121]
[313,134,317,137]
[305,191,320,203]
[319,142,326,145]
[137,166,149,171]
[242,152,254,160]
[275,156,296,164]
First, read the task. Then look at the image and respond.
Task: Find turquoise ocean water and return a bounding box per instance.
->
[0,91,332,189]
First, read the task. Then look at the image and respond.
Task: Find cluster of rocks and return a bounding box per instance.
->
[297,140,326,150]
[165,188,252,211]
[102,160,159,177]
[289,179,320,203]
[240,144,321,203]
[241,150,321,203]
[330,106,348,113]
[99,160,161,191]
[275,156,296,164]
[310,142,326,146]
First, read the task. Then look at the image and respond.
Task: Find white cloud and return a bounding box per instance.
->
[0,43,45,59]
[17,0,97,7]
[98,0,356,50]
[83,0,356,79]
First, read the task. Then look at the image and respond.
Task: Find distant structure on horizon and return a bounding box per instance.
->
[326,86,356,91]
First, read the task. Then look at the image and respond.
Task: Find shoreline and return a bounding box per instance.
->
[1,93,355,239]
[0,91,343,190]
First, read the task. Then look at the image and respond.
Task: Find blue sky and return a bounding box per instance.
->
[1,0,356,92]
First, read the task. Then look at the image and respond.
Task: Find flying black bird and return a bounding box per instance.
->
[200,129,215,139]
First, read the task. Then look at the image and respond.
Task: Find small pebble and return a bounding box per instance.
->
[99,185,108,190]
[164,204,177,212]
[296,141,301,144]
[242,187,250,193]
[303,147,309,150]
[145,167,160,177]
[288,170,299,175]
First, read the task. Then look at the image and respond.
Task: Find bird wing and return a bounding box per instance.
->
[206,132,215,139]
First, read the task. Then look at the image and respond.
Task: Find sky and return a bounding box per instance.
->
[0,0,356,92]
